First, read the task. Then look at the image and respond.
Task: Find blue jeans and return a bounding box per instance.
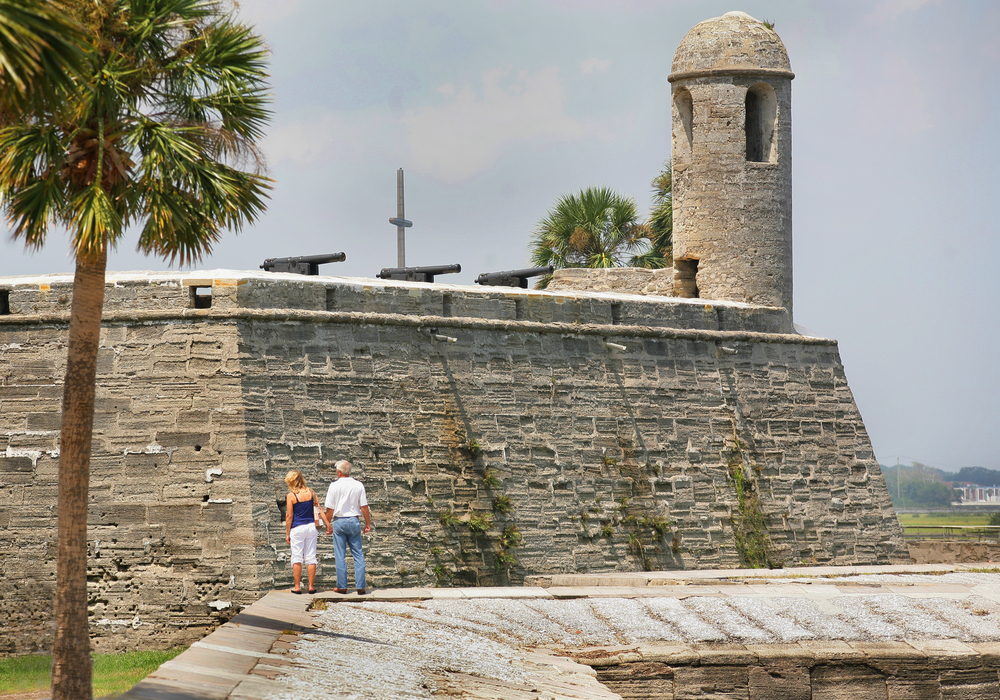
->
[332,518,366,590]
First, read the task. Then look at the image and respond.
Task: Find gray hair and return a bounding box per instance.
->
[335,460,352,476]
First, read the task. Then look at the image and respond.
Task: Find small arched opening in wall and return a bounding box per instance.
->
[674,259,699,298]
[673,86,694,159]
[744,82,777,163]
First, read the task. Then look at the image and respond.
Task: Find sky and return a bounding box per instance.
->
[2,0,997,473]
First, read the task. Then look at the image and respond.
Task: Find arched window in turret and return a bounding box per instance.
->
[673,87,694,160]
[745,82,777,162]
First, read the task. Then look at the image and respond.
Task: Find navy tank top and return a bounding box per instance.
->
[291,492,315,528]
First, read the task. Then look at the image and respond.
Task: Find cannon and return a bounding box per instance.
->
[260,252,347,275]
[475,265,554,289]
[377,264,461,283]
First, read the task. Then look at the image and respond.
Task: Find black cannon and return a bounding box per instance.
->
[260,252,347,275]
[475,265,554,289]
[377,264,461,283]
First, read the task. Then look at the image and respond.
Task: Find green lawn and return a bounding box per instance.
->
[0,648,184,697]
[897,512,996,528]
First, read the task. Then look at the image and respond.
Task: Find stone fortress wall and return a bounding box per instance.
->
[0,10,911,658]
[0,271,907,654]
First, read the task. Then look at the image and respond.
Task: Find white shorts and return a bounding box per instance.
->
[289,523,318,565]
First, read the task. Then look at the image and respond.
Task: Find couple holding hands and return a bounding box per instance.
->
[284,460,372,595]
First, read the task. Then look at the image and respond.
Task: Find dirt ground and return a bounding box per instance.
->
[907,540,1000,564]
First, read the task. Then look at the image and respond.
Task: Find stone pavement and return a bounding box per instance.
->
[119,563,1000,699]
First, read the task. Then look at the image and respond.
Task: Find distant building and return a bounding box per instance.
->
[954,484,1000,504]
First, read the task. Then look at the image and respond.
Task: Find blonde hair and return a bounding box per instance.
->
[284,470,306,491]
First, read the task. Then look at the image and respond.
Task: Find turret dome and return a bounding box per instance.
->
[670,11,793,82]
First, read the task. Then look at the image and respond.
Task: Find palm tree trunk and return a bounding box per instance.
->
[52,243,106,700]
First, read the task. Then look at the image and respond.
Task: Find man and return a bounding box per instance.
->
[324,460,372,594]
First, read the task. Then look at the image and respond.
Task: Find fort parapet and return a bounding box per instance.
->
[0,270,906,654]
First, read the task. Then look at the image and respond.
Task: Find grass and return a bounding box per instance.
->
[438,508,461,527]
[467,511,493,533]
[482,470,502,490]
[0,648,185,697]
[897,513,994,527]
[0,654,49,696]
[492,494,513,514]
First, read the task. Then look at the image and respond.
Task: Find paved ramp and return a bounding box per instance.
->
[121,563,1000,699]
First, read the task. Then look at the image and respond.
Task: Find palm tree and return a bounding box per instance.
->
[0,0,84,118]
[0,2,271,698]
[528,186,652,288]
[636,161,672,268]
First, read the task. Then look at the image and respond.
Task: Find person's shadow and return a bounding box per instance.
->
[233,612,394,647]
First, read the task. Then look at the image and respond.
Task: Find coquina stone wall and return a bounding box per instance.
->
[545,268,676,296]
[0,271,906,654]
[581,641,1000,700]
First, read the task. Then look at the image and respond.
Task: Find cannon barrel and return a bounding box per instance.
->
[475,265,555,288]
[260,252,347,275]
[377,264,461,283]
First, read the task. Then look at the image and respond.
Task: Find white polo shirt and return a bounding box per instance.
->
[324,476,368,518]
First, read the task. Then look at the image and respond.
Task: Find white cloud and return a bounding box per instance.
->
[400,65,589,182]
[262,63,602,186]
[263,111,399,168]
[580,57,611,74]
[865,0,939,25]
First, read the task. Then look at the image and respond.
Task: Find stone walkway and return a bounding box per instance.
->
[119,563,1000,699]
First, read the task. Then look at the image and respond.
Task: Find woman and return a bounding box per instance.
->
[284,470,331,594]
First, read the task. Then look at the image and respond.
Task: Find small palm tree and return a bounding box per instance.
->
[0,2,271,698]
[529,186,652,288]
[637,161,672,268]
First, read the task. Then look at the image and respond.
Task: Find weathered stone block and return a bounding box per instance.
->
[154,431,211,449]
[811,665,888,700]
[748,666,811,700]
[0,456,34,473]
[675,665,749,699]
[886,677,942,700]
[938,669,999,700]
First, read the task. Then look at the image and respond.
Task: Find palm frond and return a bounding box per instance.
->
[0,0,86,119]
[3,172,66,248]
[628,250,668,269]
[136,181,224,266]
[157,18,271,140]
[0,123,66,186]
[647,160,672,265]
[66,183,125,260]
